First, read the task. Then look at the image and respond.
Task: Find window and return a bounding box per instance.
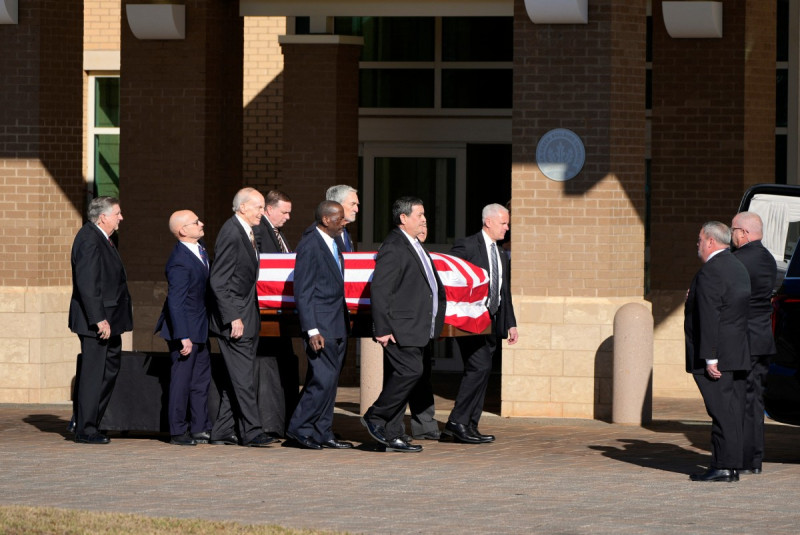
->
[88,76,120,198]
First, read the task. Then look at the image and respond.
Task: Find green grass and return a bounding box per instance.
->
[0,506,351,535]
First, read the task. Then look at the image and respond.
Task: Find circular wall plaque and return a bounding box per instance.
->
[535,128,585,182]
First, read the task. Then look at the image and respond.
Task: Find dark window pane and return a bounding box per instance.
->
[95,78,120,128]
[442,17,512,62]
[295,16,310,35]
[442,69,512,108]
[360,69,434,108]
[465,144,511,236]
[335,17,434,61]
[94,134,120,198]
[777,69,788,127]
[776,134,787,185]
[373,157,455,244]
[778,0,789,62]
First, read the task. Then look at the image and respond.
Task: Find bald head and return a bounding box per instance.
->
[731,211,763,248]
[168,210,204,243]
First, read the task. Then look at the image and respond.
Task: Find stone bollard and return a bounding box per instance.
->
[359,337,383,414]
[612,302,654,425]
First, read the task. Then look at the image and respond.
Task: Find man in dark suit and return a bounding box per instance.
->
[208,187,274,448]
[685,221,751,482]
[154,210,213,446]
[361,196,446,452]
[285,201,351,450]
[445,203,518,444]
[68,196,133,444]
[325,184,359,252]
[253,189,299,438]
[731,211,777,475]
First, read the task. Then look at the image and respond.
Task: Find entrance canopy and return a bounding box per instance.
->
[240,0,513,17]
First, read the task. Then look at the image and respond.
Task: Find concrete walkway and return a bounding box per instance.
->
[1,392,799,534]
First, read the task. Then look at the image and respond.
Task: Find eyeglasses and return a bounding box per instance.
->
[731,227,747,233]
[182,219,201,228]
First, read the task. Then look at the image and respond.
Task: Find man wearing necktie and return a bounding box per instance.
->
[362,196,446,452]
[253,190,300,438]
[285,201,351,449]
[325,184,360,252]
[207,188,274,448]
[68,196,133,444]
[154,210,213,446]
[445,203,519,444]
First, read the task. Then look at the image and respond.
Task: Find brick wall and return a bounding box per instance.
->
[243,16,284,191]
[84,0,121,51]
[119,0,243,350]
[648,0,776,398]
[505,0,647,418]
[0,1,85,402]
[279,40,361,247]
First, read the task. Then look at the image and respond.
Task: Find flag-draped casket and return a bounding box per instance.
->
[257,252,491,334]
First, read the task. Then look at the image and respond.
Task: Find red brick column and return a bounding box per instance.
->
[506,0,648,418]
[279,36,362,247]
[650,0,776,291]
[119,1,243,350]
[0,1,84,402]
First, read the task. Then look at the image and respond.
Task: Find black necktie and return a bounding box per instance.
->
[489,242,500,315]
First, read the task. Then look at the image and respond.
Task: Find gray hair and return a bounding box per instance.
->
[702,221,731,246]
[232,187,258,213]
[87,196,119,223]
[482,203,508,225]
[326,185,357,204]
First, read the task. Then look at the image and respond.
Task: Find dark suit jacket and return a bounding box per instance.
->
[209,216,261,340]
[68,222,133,336]
[732,240,778,356]
[293,224,350,340]
[449,231,517,338]
[154,241,211,343]
[371,227,446,347]
[685,249,751,373]
[254,215,290,254]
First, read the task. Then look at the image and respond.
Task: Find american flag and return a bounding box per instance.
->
[257,252,491,334]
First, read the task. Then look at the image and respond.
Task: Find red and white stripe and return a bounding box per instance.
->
[257,252,491,334]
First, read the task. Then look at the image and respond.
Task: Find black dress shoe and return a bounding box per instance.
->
[412,430,441,441]
[360,417,389,445]
[243,432,276,447]
[170,432,197,446]
[74,432,110,445]
[191,431,211,444]
[468,425,495,443]
[66,416,76,434]
[690,468,739,482]
[385,437,422,452]
[321,438,354,449]
[442,421,483,444]
[209,434,238,445]
[740,468,762,475]
[402,434,414,443]
[286,431,323,450]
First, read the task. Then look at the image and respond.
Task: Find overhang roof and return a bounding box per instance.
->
[240,0,513,17]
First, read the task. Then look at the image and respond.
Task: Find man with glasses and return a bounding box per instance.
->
[155,210,213,446]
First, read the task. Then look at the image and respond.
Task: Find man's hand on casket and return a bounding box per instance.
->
[375,333,396,347]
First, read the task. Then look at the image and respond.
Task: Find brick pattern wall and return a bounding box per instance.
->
[511,0,646,299]
[505,0,647,418]
[279,42,361,247]
[243,17,284,191]
[650,0,776,292]
[648,0,776,399]
[119,0,243,350]
[0,1,85,402]
[84,0,121,51]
